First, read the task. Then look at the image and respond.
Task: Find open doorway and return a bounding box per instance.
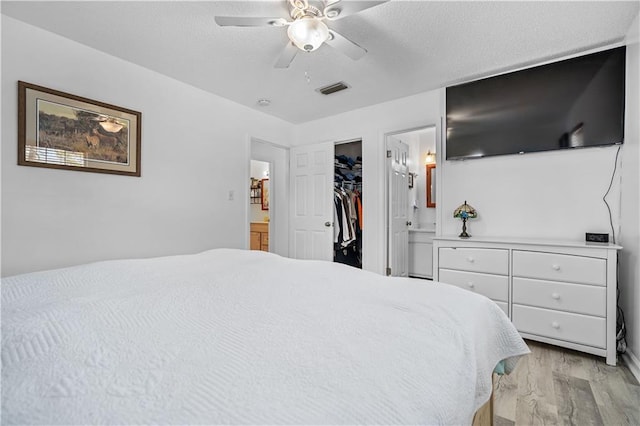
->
[250,160,271,251]
[250,138,288,257]
[334,140,363,269]
[385,125,437,278]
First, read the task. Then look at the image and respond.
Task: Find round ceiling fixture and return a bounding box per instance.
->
[257,99,271,107]
[287,17,329,52]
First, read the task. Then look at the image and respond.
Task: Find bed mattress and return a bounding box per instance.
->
[2,249,529,424]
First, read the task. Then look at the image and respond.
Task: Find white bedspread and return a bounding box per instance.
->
[2,249,528,425]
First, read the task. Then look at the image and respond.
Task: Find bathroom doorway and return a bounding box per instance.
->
[250,160,271,252]
[385,125,437,278]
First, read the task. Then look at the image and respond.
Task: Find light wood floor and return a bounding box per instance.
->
[494,340,640,425]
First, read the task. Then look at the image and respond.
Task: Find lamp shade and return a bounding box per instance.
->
[453,200,477,219]
[287,17,329,52]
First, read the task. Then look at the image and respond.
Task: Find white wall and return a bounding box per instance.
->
[620,13,640,376]
[417,128,437,229]
[441,145,622,240]
[250,160,270,182]
[1,16,292,277]
[292,90,443,275]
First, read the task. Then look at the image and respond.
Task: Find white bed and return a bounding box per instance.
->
[2,249,529,425]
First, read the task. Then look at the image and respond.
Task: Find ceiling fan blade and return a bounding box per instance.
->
[214,16,288,27]
[274,42,299,68]
[323,0,388,20]
[325,30,367,60]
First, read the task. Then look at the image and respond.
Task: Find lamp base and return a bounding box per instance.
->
[459,217,471,239]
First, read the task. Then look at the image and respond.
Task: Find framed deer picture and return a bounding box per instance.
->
[18,81,142,176]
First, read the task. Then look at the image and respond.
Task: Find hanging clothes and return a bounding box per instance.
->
[333,184,362,267]
[355,194,363,230]
[334,187,356,248]
[333,152,362,269]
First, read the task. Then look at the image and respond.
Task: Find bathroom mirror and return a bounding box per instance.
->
[426,164,436,208]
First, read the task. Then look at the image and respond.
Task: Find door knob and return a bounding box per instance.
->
[406,221,412,226]
[324,222,332,227]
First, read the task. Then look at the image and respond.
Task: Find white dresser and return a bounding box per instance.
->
[433,236,621,365]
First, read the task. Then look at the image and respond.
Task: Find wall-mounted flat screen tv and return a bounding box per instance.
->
[445,46,626,160]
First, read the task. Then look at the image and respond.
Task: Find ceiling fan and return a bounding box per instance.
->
[215,0,388,68]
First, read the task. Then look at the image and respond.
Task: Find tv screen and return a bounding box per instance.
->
[445,46,626,160]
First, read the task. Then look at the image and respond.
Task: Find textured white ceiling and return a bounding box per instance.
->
[2,1,638,124]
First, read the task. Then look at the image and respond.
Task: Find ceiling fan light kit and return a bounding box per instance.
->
[287,17,329,52]
[214,0,388,68]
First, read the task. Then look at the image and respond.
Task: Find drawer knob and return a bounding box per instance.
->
[552,264,561,271]
[467,257,475,263]
[468,282,475,289]
[551,292,560,300]
[551,321,560,329]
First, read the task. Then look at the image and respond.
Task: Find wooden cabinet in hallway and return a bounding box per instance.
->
[250,222,269,251]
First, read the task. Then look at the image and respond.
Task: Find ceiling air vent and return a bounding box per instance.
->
[317,81,350,95]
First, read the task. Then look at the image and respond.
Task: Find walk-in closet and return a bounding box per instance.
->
[334,140,362,269]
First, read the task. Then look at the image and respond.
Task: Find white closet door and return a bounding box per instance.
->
[289,142,334,261]
[387,139,409,277]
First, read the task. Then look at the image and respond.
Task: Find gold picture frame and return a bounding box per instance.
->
[426,163,436,208]
[18,81,142,176]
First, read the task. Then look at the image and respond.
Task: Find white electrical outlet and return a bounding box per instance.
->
[228,190,235,201]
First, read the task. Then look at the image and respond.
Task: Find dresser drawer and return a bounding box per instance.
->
[439,248,508,275]
[512,250,606,286]
[513,277,605,317]
[512,304,605,348]
[439,269,508,302]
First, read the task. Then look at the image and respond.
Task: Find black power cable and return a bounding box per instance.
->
[617,285,627,354]
[603,145,627,354]
[603,145,621,244]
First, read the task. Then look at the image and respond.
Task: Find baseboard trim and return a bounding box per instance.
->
[622,349,640,382]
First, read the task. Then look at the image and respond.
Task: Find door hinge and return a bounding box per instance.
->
[386,150,392,158]
[386,267,392,276]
